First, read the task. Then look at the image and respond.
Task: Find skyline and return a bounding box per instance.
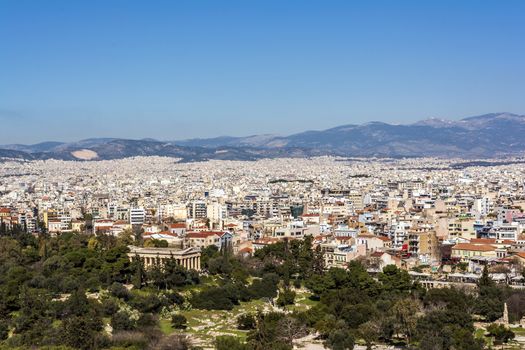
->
[2,0,525,143]
[0,111,522,145]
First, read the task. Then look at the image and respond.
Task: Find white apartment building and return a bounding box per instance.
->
[130,208,145,225]
[158,203,187,220]
[207,201,227,222]
[472,197,492,218]
[491,222,522,241]
[390,220,411,249]
[189,201,207,219]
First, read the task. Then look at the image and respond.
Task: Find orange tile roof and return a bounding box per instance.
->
[452,243,495,252]
[514,252,525,259]
[371,251,385,257]
[470,238,496,244]
[187,231,222,238]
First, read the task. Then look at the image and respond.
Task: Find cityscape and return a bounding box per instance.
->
[1,155,525,348]
[2,1,525,350]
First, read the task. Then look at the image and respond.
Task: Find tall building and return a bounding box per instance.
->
[130,208,145,225]
[189,201,207,220]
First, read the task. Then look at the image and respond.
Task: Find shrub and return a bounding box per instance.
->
[109,282,131,300]
[129,293,163,313]
[190,286,236,310]
[111,311,135,331]
[215,335,251,350]
[165,291,185,305]
[151,333,191,350]
[111,330,149,348]
[237,314,256,330]
[101,298,119,317]
[171,314,187,329]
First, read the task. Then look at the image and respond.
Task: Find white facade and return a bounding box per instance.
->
[130,207,145,225]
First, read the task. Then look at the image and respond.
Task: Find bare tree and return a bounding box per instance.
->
[277,316,308,345]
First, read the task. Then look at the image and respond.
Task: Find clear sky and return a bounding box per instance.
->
[1,0,524,144]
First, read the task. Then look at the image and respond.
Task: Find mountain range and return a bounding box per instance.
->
[1,112,524,162]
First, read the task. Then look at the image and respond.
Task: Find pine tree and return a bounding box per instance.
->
[478,264,494,288]
[131,254,145,289]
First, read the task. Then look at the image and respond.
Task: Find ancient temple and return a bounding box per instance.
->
[128,246,201,271]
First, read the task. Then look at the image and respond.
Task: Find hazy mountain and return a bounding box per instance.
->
[1,113,525,161]
[0,139,298,162]
[174,112,525,158]
[0,141,66,153]
[174,134,278,148]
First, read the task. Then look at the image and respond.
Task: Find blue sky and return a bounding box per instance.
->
[1,0,524,143]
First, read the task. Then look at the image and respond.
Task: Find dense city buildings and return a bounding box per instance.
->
[2,156,525,283]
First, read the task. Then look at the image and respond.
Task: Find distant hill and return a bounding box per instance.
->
[173,112,525,158]
[1,113,525,161]
[1,141,66,153]
[0,138,304,162]
[175,134,279,148]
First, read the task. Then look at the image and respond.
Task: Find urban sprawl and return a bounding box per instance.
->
[2,156,525,287]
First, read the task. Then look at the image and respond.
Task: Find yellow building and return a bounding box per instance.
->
[409,230,439,260]
[447,218,476,240]
[451,243,496,261]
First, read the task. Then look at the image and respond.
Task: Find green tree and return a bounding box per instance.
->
[276,288,296,307]
[62,314,104,350]
[358,321,380,350]
[0,319,8,341]
[13,288,55,346]
[416,309,482,350]
[476,265,504,321]
[325,328,354,350]
[392,298,420,344]
[379,265,412,293]
[117,228,134,246]
[486,323,515,345]
[131,254,146,289]
[111,311,136,331]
